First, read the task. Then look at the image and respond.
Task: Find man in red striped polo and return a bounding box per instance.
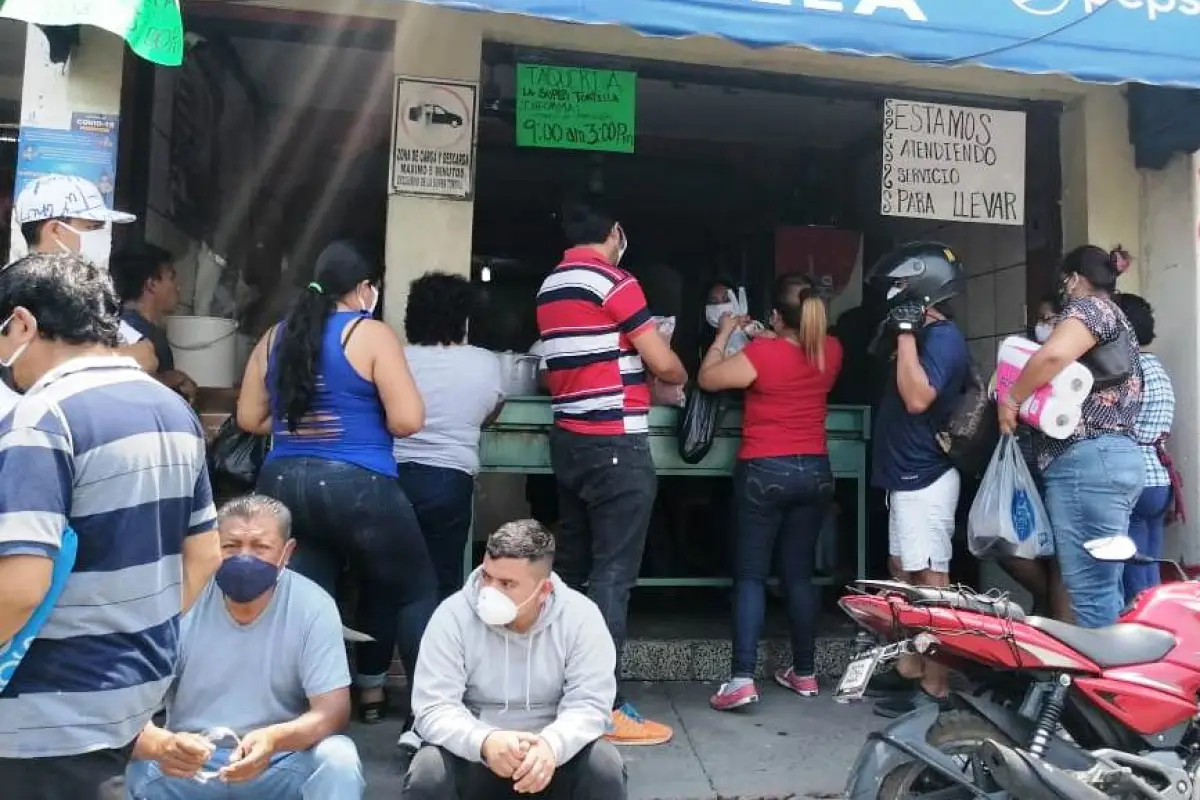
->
[536,203,687,747]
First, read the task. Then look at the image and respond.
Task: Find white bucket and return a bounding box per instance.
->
[166,316,239,388]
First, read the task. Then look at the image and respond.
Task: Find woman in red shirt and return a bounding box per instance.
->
[698,273,843,711]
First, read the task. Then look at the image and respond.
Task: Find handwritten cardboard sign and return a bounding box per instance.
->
[516,65,636,154]
[881,99,1026,226]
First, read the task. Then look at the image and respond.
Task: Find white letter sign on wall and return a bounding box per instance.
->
[390,76,477,200]
[881,98,1026,226]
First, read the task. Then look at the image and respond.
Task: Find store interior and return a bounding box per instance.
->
[469,45,882,369]
[130,8,1057,605]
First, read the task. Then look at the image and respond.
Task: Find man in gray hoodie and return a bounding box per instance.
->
[403,520,627,799]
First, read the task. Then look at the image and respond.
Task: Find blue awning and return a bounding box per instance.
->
[415,0,1200,89]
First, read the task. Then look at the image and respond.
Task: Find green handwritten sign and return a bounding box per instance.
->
[0,0,184,67]
[516,64,636,154]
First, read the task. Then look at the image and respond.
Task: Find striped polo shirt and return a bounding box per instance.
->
[536,247,655,436]
[0,355,216,758]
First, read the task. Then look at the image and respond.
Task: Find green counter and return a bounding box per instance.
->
[476,397,872,587]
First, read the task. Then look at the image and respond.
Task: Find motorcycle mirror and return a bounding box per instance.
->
[1083,535,1139,562]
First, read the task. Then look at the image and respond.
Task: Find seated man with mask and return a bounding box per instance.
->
[125,494,365,800]
[404,519,626,800]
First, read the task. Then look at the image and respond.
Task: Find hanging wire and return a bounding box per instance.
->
[922,0,1121,66]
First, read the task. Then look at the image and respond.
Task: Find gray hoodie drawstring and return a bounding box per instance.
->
[525,632,535,712]
[498,630,537,714]
[501,637,511,714]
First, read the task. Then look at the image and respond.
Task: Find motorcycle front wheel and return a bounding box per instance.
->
[878,709,1014,799]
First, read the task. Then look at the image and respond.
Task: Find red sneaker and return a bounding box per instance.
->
[710,681,760,711]
[775,668,819,697]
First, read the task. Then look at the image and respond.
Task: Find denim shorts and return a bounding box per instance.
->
[1042,435,1144,628]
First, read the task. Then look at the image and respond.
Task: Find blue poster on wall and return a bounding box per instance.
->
[14,114,120,207]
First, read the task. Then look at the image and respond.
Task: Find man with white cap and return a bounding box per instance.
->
[13,174,135,266]
[8,174,157,377]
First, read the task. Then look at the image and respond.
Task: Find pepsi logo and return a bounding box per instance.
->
[1010,0,1072,14]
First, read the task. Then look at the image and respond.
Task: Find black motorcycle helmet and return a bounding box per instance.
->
[866,241,965,308]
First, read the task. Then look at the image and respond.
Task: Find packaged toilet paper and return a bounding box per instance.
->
[1019,393,1082,440]
[993,336,1091,439]
[995,336,1093,406]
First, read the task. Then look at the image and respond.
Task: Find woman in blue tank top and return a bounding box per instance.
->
[237,239,435,723]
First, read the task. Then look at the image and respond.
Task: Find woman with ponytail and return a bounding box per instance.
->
[698,272,843,712]
[237,239,435,723]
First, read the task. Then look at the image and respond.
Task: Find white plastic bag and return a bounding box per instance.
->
[718,287,754,356]
[967,435,1054,560]
[648,316,685,407]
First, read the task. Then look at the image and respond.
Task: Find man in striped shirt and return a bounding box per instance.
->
[536,204,686,747]
[0,253,221,799]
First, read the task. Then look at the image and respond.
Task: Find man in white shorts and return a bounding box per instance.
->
[866,243,969,717]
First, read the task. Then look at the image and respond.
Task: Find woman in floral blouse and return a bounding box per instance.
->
[998,245,1143,629]
[1113,293,1175,602]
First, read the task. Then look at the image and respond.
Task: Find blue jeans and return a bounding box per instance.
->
[1123,484,1172,603]
[125,736,364,799]
[258,457,437,688]
[396,462,476,601]
[731,456,834,677]
[1043,435,1144,628]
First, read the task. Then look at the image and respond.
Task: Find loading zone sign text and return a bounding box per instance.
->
[391,77,476,200]
[881,99,1026,226]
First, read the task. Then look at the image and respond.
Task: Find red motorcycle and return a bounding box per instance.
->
[840,536,1200,800]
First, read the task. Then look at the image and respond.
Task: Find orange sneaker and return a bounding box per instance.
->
[605,702,674,746]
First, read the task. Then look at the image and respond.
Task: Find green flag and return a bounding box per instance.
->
[0,0,184,67]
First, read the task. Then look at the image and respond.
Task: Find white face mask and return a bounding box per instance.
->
[57,223,112,269]
[360,285,379,316]
[705,302,736,328]
[886,286,903,301]
[1034,322,1053,343]
[0,313,31,371]
[615,226,628,266]
[475,584,540,627]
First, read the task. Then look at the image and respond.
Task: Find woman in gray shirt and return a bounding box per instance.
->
[395,273,505,601]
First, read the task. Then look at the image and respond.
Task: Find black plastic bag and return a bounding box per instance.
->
[208,418,269,488]
[678,385,722,464]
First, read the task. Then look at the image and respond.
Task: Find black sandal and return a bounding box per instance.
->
[357,689,389,724]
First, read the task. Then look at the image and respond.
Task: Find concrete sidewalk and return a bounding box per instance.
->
[356,681,883,799]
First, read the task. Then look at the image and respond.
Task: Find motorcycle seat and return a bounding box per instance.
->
[1026,617,1176,668]
[907,586,1027,621]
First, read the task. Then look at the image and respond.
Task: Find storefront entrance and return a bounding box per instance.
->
[466,42,1062,589]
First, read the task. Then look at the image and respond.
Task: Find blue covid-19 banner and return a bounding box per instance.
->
[415,0,1200,88]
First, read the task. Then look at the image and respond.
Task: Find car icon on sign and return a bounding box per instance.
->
[407,103,463,128]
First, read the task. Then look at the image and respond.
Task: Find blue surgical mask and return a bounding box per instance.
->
[215,554,282,603]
